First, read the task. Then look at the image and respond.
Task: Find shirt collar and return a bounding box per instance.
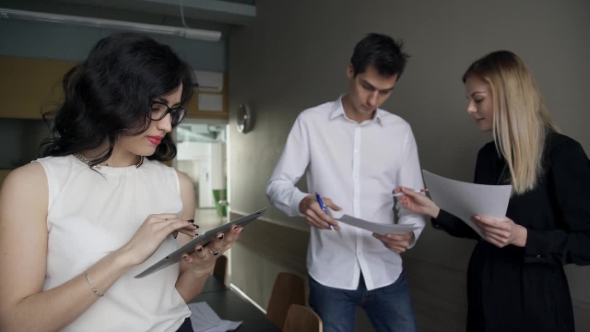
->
[330,95,384,125]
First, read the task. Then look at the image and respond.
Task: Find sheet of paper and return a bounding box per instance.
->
[338,215,419,235]
[189,302,243,332]
[422,170,512,238]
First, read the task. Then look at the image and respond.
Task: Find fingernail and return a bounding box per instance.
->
[217,233,225,240]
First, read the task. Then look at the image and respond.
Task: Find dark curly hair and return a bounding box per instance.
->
[41,33,195,167]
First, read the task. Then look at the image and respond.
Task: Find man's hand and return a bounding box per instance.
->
[373,231,415,253]
[299,194,342,230]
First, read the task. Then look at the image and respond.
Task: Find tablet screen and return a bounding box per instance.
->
[135,207,266,278]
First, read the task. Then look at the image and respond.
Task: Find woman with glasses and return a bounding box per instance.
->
[0,33,241,332]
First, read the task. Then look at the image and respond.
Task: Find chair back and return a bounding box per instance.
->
[266,272,305,329]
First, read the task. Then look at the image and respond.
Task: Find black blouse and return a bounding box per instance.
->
[432,132,590,332]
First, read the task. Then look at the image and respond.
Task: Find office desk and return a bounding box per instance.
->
[191,277,280,332]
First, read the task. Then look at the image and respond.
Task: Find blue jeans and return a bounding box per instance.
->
[308,271,417,332]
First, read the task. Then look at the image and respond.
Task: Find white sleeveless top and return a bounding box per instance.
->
[36,155,191,332]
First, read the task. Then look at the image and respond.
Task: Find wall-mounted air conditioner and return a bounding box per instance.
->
[194,70,224,93]
[193,70,225,112]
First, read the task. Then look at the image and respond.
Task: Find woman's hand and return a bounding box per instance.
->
[396,187,440,218]
[181,225,244,278]
[472,216,527,248]
[172,219,200,239]
[118,214,198,267]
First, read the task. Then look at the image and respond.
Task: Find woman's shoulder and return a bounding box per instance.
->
[34,155,78,169]
[546,132,581,152]
[141,159,191,192]
[544,132,586,160]
[477,141,498,160]
[3,161,47,185]
[142,158,177,174]
[0,162,48,206]
[543,132,590,172]
[477,132,587,160]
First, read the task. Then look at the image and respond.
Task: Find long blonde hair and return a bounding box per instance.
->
[463,51,558,194]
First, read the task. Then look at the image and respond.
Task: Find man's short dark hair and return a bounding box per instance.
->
[350,33,410,79]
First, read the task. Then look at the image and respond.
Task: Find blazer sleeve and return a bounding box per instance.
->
[524,140,590,266]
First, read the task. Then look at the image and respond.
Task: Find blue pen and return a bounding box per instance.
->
[315,192,333,230]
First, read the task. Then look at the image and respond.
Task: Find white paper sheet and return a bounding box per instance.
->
[422,170,512,238]
[189,302,242,332]
[337,215,419,235]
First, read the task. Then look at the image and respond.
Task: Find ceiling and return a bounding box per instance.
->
[0,0,257,35]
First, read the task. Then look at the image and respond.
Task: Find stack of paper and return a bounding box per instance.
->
[422,170,512,237]
[188,302,242,332]
[338,215,420,235]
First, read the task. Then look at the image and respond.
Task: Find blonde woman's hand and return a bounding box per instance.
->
[118,214,198,267]
[396,187,440,218]
[472,216,527,248]
[180,225,244,278]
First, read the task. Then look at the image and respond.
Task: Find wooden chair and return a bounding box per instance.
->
[283,304,323,332]
[266,272,306,329]
[212,255,227,283]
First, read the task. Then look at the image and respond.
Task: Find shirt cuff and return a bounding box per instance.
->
[407,229,420,249]
[290,190,310,217]
[431,209,454,230]
[524,228,566,265]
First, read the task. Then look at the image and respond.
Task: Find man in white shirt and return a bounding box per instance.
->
[266,33,426,332]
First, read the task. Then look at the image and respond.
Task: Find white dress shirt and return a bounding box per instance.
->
[266,96,426,291]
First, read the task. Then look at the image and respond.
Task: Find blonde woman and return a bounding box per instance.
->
[398,51,590,331]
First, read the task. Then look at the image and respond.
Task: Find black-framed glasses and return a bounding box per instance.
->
[149,101,187,126]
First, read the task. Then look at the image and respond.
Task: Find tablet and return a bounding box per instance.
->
[135,207,266,278]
